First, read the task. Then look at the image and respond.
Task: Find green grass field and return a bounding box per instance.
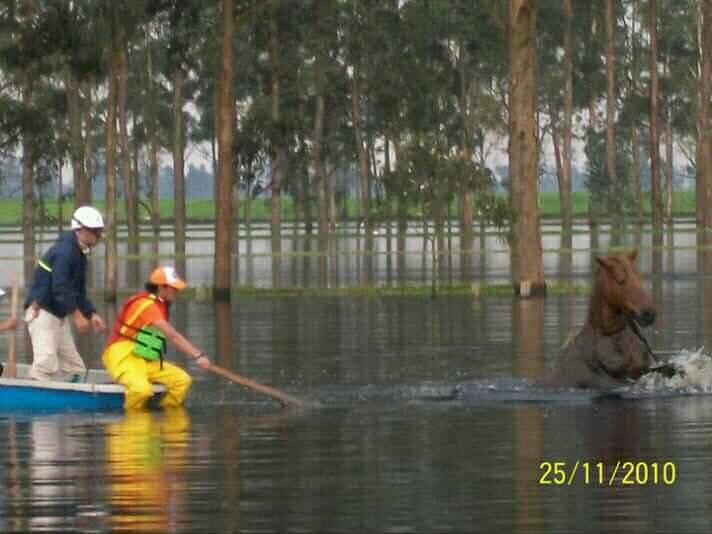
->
[0,191,696,226]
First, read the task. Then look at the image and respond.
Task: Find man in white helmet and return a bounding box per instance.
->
[24,205,107,381]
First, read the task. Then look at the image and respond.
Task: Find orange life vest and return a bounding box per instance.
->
[107,292,170,364]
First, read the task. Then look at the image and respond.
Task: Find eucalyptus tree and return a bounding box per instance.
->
[649,0,663,247]
[0,0,66,282]
[384,136,507,294]
[508,0,544,296]
[538,0,576,247]
[699,0,712,231]
[655,0,696,224]
[622,0,645,224]
[384,0,464,265]
[603,0,623,245]
[254,0,296,247]
[101,1,121,299]
[40,0,104,209]
[147,0,206,262]
[214,0,234,298]
[342,0,376,238]
[299,0,345,241]
[442,0,507,263]
[360,1,409,238]
[191,6,219,181]
[231,4,272,237]
[134,14,171,245]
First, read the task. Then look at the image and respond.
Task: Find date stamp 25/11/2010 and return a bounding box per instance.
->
[539,461,676,486]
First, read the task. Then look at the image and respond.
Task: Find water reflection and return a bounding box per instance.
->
[214,300,233,368]
[512,297,545,532]
[700,231,712,347]
[577,402,647,534]
[3,221,712,532]
[515,405,542,534]
[513,298,545,379]
[29,417,86,531]
[105,408,191,532]
[652,248,664,349]
[271,235,282,289]
[4,419,22,533]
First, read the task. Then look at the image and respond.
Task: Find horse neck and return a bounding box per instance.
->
[587,277,627,335]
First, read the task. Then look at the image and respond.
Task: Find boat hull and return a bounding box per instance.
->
[0,363,165,413]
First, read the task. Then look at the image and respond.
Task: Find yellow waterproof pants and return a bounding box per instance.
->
[102,341,193,410]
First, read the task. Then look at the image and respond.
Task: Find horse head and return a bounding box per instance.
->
[591,250,656,334]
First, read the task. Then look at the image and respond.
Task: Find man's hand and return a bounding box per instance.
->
[1,316,18,331]
[90,313,106,333]
[27,301,40,321]
[73,310,90,335]
[196,354,211,370]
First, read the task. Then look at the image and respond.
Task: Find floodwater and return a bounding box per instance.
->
[2,221,712,532]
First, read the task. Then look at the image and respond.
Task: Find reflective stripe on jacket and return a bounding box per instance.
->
[23,231,95,319]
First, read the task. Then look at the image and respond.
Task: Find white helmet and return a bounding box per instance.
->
[0,288,5,298]
[71,206,105,230]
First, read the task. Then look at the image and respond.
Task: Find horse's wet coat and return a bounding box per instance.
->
[539,250,657,390]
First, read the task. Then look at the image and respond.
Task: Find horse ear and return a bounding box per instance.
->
[629,249,638,262]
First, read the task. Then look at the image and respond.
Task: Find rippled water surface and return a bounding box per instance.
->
[2,223,712,532]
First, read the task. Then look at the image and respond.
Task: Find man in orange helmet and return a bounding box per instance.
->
[102,266,211,410]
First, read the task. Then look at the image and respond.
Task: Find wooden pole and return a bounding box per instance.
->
[205,363,318,409]
[5,278,20,378]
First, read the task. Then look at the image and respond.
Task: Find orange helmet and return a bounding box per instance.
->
[149,266,187,290]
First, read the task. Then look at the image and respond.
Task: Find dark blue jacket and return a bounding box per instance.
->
[24,231,96,319]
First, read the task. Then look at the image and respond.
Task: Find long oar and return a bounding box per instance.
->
[5,278,19,379]
[205,363,319,409]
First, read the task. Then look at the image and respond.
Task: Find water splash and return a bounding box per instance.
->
[634,348,712,393]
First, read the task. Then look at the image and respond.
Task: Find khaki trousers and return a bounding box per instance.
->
[25,308,86,381]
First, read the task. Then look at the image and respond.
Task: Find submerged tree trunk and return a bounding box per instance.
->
[267,6,283,245]
[214,0,234,298]
[352,66,371,235]
[313,50,328,241]
[561,0,574,248]
[605,0,621,246]
[649,0,663,247]
[144,28,160,256]
[21,129,35,285]
[587,11,600,250]
[118,44,139,262]
[699,0,712,231]
[630,0,643,224]
[266,7,284,288]
[65,69,88,210]
[105,43,120,301]
[457,45,474,267]
[82,81,94,204]
[665,78,674,225]
[173,65,186,261]
[509,0,545,296]
[548,95,570,251]
[299,145,313,235]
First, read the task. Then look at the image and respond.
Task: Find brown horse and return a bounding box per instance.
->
[539,250,657,389]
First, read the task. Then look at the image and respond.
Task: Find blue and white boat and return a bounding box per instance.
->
[0,363,165,412]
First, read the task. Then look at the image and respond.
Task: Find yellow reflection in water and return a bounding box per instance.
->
[105,408,191,532]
